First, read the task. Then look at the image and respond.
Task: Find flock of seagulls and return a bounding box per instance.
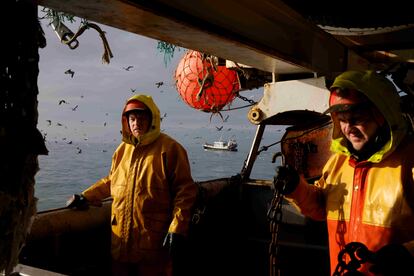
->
[123,65,164,93]
[130,81,164,94]
[43,64,179,155]
[43,90,110,153]
[55,64,234,154]
[214,124,232,131]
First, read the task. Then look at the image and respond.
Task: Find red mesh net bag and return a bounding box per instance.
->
[174,50,240,112]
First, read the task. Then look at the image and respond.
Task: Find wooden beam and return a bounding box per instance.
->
[37,0,355,74]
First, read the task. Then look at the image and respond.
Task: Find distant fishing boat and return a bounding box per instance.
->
[203,139,238,151]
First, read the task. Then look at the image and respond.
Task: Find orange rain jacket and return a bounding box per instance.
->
[82,94,198,263]
[286,71,414,274]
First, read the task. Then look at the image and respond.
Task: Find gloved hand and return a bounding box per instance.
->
[66,194,89,210]
[369,244,414,275]
[273,165,300,195]
[163,232,186,260]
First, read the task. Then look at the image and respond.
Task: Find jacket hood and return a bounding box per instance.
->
[121,94,161,146]
[329,70,408,162]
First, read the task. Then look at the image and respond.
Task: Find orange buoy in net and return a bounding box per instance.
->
[174,50,240,112]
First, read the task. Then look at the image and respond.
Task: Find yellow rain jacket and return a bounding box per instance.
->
[82,94,198,263]
[286,71,414,274]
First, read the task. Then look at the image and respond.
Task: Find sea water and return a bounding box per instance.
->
[35,127,283,211]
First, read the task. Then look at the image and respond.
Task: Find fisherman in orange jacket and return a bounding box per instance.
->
[275,70,414,275]
[68,94,198,276]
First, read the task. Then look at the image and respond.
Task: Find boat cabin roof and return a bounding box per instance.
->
[38,0,414,79]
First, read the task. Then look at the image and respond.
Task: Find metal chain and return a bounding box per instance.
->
[236,93,257,105]
[332,242,373,276]
[267,187,284,276]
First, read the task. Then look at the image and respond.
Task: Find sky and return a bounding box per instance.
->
[37,9,264,144]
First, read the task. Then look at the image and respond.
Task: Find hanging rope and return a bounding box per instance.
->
[68,22,112,64]
[57,21,113,64]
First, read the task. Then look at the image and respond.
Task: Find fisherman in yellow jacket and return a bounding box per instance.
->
[68,94,198,276]
[274,70,414,275]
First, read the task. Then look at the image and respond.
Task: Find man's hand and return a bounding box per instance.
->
[66,194,89,210]
[273,165,300,195]
[369,244,414,275]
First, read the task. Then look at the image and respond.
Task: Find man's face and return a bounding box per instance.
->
[336,108,381,152]
[128,111,151,138]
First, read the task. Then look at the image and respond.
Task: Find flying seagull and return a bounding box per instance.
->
[71,105,78,111]
[58,100,67,105]
[64,69,75,78]
[155,81,164,88]
[123,66,134,71]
